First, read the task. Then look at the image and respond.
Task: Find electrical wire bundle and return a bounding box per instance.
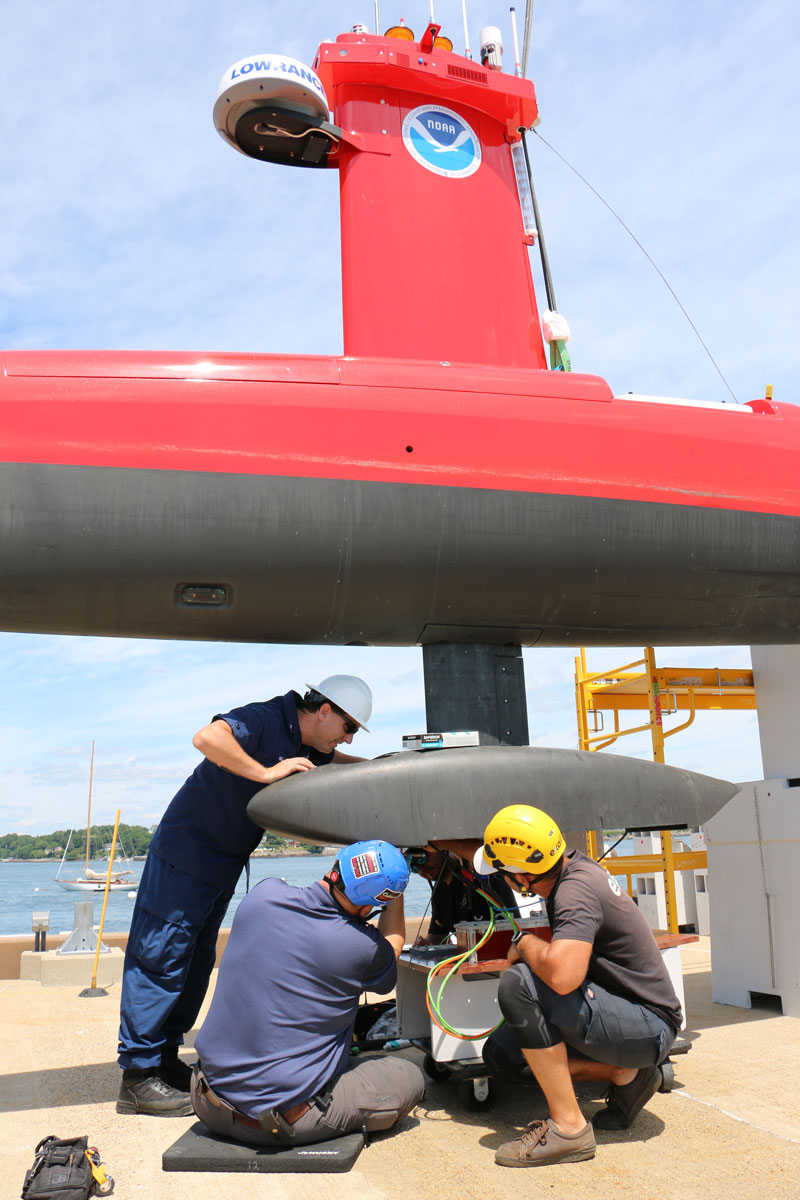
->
[424,883,522,1042]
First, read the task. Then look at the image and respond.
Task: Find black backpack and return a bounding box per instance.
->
[21,1136,113,1200]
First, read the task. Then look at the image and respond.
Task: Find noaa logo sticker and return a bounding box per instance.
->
[402,105,481,178]
[607,874,622,897]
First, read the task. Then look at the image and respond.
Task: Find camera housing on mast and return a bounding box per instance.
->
[213,54,341,168]
[479,26,504,71]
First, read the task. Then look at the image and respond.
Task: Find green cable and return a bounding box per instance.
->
[424,888,523,1041]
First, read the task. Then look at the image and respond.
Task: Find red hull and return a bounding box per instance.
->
[2,351,797,516]
[1,351,798,648]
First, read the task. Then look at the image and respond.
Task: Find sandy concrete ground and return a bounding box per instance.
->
[3,938,799,1200]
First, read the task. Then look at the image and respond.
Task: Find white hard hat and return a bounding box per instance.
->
[306,675,372,732]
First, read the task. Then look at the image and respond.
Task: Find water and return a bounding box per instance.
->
[0,856,435,938]
[0,841,638,938]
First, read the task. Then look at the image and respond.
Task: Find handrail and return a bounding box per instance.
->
[575,646,751,932]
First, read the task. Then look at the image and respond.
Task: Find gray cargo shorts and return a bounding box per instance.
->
[486,963,675,1070]
[192,1056,425,1147]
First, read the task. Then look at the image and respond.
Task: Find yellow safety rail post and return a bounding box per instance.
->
[643,647,665,763]
[80,808,121,998]
[584,829,600,859]
[575,650,600,859]
[575,649,591,752]
[642,647,680,935]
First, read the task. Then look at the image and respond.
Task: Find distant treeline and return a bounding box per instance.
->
[0,824,154,860]
[0,825,320,860]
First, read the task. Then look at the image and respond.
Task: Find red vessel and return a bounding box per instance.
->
[1,27,798,646]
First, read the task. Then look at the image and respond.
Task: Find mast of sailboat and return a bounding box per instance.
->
[56,832,72,880]
[85,741,95,876]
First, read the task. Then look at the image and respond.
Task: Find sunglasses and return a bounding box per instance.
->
[330,703,359,736]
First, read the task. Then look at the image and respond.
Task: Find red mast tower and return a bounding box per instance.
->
[315,26,545,368]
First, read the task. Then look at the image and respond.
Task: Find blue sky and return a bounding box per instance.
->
[1,1,795,833]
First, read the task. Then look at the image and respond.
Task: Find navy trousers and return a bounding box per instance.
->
[118,851,234,1070]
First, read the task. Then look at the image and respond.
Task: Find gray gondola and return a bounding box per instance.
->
[246,745,738,847]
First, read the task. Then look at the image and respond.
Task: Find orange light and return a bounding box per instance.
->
[385,24,415,41]
[434,34,454,51]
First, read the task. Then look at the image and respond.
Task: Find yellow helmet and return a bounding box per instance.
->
[474,805,565,876]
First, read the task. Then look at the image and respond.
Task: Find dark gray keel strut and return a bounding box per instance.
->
[422,643,530,746]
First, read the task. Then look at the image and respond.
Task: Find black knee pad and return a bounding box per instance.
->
[364,1107,401,1132]
[497,964,562,1050]
[360,1059,425,1131]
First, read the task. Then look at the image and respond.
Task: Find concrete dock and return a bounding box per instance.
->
[2,937,799,1200]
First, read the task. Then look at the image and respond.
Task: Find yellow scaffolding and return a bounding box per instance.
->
[575,647,755,932]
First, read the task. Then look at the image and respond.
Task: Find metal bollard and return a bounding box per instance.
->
[32,910,50,953]
[58,901,108,954]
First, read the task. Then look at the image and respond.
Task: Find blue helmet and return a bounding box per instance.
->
[335,840,409,908]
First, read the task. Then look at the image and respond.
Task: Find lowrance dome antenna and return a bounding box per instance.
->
[212,55,341,168]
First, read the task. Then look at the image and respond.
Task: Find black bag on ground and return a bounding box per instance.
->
[21,1136,95,1200]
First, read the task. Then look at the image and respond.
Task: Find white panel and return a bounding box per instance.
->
[751,646,800,778]
[707,779,800,1015]
[661,945,687,1030]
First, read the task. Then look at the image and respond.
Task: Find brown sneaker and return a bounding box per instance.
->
[593,1065,662,1130]
[495,1118,596,1167]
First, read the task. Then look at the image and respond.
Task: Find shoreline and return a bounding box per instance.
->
[0,850,329,864]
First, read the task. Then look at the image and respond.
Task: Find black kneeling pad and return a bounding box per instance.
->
[162,1121,364,1174]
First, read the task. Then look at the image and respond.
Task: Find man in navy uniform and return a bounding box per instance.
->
[117,675,372,1116]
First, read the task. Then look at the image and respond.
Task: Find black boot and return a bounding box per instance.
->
[117,1068,193,1116]
[159,1047,195,1092]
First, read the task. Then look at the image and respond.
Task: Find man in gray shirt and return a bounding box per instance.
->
[475,804,681,1168]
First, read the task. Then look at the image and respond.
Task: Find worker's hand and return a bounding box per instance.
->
[265,757,315,784]
[507,942,522,964]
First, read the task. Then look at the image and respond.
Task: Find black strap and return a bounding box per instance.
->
[311,1087,333,1115]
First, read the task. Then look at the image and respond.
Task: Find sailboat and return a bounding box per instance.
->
[55,743,139,894]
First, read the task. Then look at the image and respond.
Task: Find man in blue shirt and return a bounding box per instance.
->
[191,841,425,1145]
[117,675,372,1117]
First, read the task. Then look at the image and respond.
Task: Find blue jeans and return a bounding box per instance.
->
[118,852,234,1070]
[484,963,675,1079]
